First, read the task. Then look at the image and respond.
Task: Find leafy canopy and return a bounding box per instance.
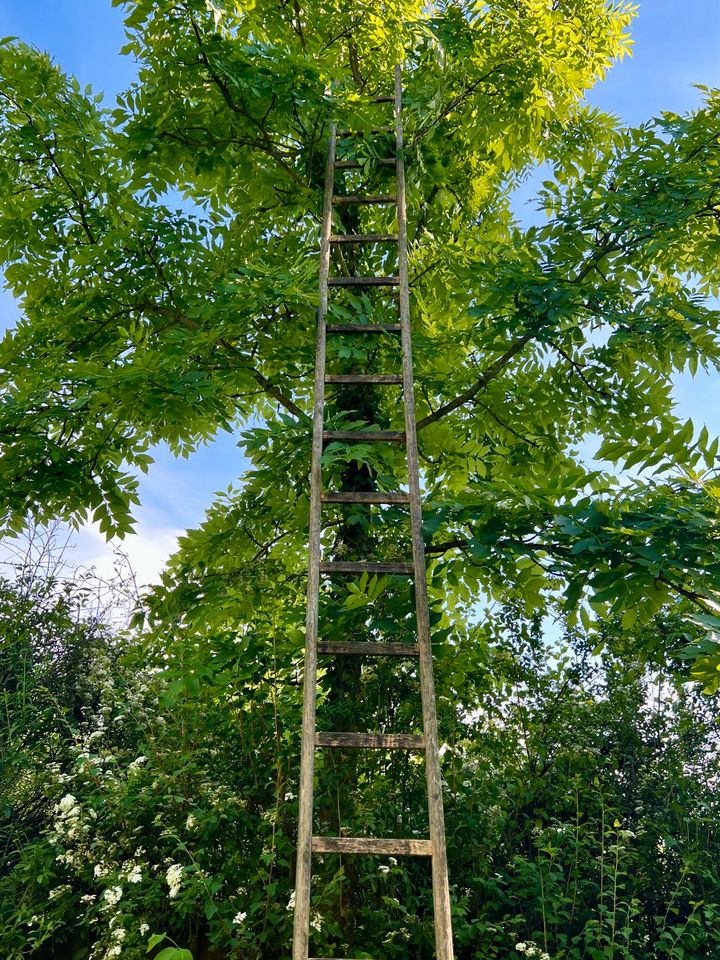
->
[1,1,719,676]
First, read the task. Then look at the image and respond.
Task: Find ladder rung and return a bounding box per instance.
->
[332,194,396,205]
[312,836,432,856]
[324,374,402,385]
[329,233,398,244]
[326,324,402,334]
[372,95,396,103]
[337,128,393,137]
[328,277,399,287]
[319,561,414,575]
[315,732,425,750]
[323,430,405,442]
[321,491,410,503]
[334,158,396,169]
[317,641,419,657]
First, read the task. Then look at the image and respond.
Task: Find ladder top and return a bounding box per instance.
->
[332,194,396,205]
[334,158,396,169]
[329,233,398,243]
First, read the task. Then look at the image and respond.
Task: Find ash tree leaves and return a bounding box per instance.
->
[0,0,719,680]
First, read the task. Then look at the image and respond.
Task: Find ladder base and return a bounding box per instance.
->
[311,836,432,856]
[315,732,425,750]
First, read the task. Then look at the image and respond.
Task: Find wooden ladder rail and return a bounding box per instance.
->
[292,65,454,960]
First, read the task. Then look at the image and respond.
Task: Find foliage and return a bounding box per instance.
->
[1,0,720,956]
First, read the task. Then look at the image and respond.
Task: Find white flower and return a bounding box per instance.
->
[284,791,295,801]
[378,864,390,875]
[139,923,149,936]
[103,886,123,907]
[540,953,551,960]
[126,865,142,883]
[94,863,108,879]
[112,927,126,941]
[185,814,197,830]
[310,911,323,933]
[49,885,71,900]
[516,945,528,954]
[57,794,78,814]
[233,911,247,925]
[128,756,147,773]
[166,863,183,899]
[106,947,122,958]
[389,857,397,866]
[286,890,296,912]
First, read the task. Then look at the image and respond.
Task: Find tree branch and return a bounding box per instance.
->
[416,333,532,430]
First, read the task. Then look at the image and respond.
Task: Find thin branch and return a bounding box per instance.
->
[417,333,532,430]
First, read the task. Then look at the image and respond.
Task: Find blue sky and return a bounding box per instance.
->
[0,1,719,584]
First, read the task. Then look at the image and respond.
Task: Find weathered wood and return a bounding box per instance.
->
[329,232,398,243]
[312,836,432,856]
[324,374,403,385]
[294,69,454,960]
[326,323,402,334]
[321,491,410,503]
[395,64,454,960]
[316,640,419,657]
[334,158,396,169]
[315,732,425,750]
[336,128,393,137]
[372,95,396,102]
[292,121,337,960]
[328,276,399,287]
[332,194,396,205]
[319,561,414,575]
[323,430,405,442]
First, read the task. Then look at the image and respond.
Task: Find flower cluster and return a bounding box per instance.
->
[515,942,551,960]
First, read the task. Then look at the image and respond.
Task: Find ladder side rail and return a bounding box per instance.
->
[394,65,455,960]
[293,120,337,960]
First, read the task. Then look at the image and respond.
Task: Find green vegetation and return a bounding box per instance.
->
[1,1,719,958]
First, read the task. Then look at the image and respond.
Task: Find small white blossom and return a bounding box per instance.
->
[310,911,323,933]
[378,865,390,875]
[516,945,528,955]
[49,885,72,901]
[128,755,147,772]
[57,794,78,814]
[284,791,295,801]
[103,886,123,907]
[166,863,183,899]
[126,865,142,884]
[94,863,108,879]
[286,890,296,912]
[139,923,149,936]
[233,911,247,925]
[185,814,197,830]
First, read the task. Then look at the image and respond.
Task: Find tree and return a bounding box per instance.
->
[1,0,720,957]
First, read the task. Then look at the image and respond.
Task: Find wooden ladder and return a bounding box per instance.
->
[293,66,454,960]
